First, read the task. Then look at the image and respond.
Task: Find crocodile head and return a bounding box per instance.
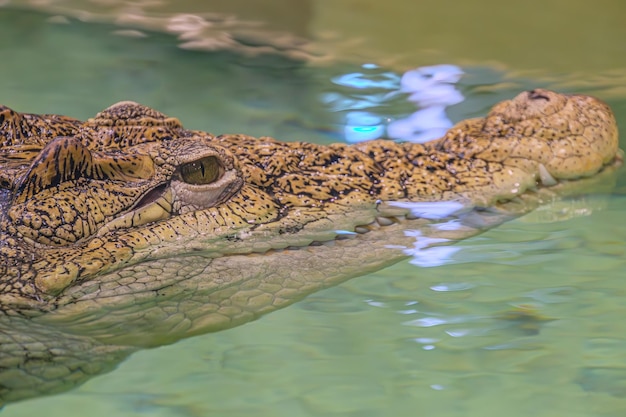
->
[0,89,620,345]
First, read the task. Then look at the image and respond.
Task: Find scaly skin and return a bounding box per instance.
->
[0,89,621,404]
[0,88,620,318]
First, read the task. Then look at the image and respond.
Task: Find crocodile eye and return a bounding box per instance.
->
[179,156,223,185]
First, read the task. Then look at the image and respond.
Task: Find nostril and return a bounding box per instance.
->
[528,89,550,101]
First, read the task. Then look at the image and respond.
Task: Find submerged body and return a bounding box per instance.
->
[0,89,621,403]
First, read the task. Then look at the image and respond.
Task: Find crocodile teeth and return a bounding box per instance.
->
[538,163,558,186]
[405,212,419,220]
[336,232,357,240]
[376,216,395,226]
[354,226,371,234]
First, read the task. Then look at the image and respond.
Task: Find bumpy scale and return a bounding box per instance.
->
[0,89,619,315]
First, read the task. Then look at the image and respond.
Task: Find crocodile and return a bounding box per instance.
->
[0,89,621,404]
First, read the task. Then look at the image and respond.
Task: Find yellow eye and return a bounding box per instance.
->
[179,156,223,185]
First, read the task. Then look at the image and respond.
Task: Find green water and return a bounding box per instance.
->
[1,1,626,416]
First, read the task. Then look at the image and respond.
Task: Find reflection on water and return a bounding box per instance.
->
[1,2,626,416]
[390,228,461,268]
[387,64,464,143]
[325,63,398,142]
[388,201,470,219]
[326,64,465,143]
[4,0,315,59]
[382,201,473,267]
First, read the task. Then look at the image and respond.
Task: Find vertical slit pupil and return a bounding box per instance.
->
[180,156,221,184]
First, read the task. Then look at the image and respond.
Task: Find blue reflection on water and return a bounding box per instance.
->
[343,111,385,141]
[388,201,469,220]
[398,230,462,268]
[383,201,472,267]
[331,65,399,90]
[326,63,465,143]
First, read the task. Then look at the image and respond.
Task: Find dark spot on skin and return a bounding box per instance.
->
[327,154,342,164]
[528,90,550,101]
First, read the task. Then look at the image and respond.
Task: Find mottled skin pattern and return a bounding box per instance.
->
[0,89,619,303]
[0,89,620,404]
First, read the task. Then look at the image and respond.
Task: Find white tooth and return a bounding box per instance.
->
[376,216,394,226]
[355,226,371,234]
[538,164,557,186]
[336,233,357,240]
[405,212,419,220]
